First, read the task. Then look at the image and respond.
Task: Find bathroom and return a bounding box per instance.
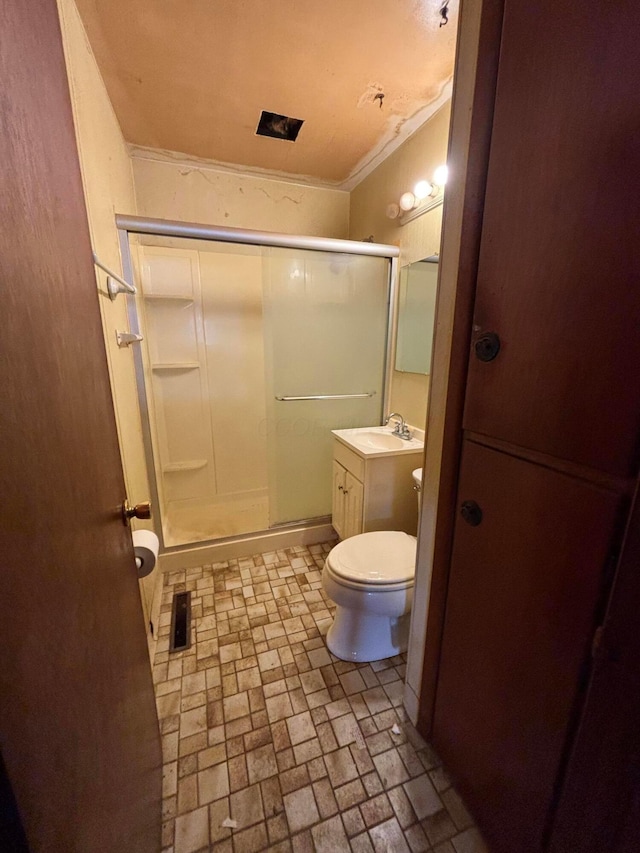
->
[65,0,468,844]
[4,1,636,851]
[62,2,455,705]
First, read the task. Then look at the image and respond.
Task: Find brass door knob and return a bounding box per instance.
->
[122,499,152,526]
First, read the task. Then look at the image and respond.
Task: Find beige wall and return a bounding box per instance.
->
[349,101,454,722]
[349,104,451,430]
[402,3,483,721]
[57,0,158,643]
[131,150,350,238]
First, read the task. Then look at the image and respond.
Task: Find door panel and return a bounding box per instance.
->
[0,2,161,850]
[344,471,364,540]
[332,461,347,538]
[433,441,622,852]
[463,1,640,478]
[549,485,640,852]
[262,248,388,524]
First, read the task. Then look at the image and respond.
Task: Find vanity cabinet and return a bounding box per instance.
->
[331,435,422,540]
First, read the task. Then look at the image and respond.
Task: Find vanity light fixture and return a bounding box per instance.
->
[386,164,449,225]
[433,164,449,186]
[414,180,435,200]
[399,191,417,212]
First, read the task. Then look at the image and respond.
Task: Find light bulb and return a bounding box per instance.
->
[433,164,448,186]
[385,202,400,220]
[414,180,433,200]
[399,192,416,212]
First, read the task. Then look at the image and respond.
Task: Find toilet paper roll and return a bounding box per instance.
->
[132,529,159,579]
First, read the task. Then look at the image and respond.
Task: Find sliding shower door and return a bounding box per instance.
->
[132,234,391,547]
[263,248,389,524]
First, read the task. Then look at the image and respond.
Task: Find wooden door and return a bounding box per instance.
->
[429,1,640,848]
[549,486,640,853]
[462,2,640,478]
[433,441,623,851]
[0,2,161,851]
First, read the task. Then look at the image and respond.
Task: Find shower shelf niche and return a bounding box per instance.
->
[163,459,208,473]
[151,362,200,371]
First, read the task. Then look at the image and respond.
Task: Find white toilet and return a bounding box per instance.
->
[322,468,423,662]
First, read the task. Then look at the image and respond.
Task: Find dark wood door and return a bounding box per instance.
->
[0,2,161,850]
[433,441,623,852]
[429,0,640,848]
[462,1,640,479]
[549,486,640,853]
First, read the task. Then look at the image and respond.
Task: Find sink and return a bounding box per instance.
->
[357,430,406,450]
[331,425,424,457]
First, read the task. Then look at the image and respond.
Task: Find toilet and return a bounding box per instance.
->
[322,468,423,662]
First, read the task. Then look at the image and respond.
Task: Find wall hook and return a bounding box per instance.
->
[116,331,143,348]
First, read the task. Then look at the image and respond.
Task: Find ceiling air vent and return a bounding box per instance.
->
[256,110,304,142]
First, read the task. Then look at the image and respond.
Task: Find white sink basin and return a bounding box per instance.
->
[357,430,406,450]
[331,426,424,457]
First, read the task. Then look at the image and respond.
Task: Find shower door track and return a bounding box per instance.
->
[160,516,334,555]
[116,215,400,554]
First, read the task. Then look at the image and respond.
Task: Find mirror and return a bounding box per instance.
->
[395,256,439,375]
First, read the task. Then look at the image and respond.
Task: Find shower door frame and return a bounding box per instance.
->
[116,215,400,553]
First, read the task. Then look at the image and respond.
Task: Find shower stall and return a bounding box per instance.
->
[117,217,399,551]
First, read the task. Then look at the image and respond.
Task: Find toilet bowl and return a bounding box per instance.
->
[322,530,417,662]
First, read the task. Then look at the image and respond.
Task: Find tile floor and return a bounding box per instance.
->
[153,542,487,853]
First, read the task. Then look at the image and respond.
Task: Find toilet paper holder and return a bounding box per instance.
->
[132,528,159,579]
[122,499,152,526]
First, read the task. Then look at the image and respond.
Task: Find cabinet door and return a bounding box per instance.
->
[332,460,346,538]
[462,1,640,478]
[433,440,622,853]
[343,471,364,539]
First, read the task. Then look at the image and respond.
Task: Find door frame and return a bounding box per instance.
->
[413,0,506,733]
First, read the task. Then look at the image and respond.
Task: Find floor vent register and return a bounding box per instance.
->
[169,591,191,653]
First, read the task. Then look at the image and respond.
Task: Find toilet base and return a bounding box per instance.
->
[325,605,410,662]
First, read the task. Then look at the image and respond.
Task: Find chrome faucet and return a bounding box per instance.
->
[384,412,412,440]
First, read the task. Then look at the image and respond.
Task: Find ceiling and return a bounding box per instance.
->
[75,0,458,189]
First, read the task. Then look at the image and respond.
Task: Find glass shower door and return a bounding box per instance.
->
[262,248,390,524]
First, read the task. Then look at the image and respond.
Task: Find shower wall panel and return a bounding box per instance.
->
[139,247,215,518]
[200,250,268,498]
[138,243,268,546]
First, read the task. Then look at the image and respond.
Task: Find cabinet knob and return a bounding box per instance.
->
[343,489,349,496]
[474,332,501,362]
[338,485,344,491]
[461,500,483,526]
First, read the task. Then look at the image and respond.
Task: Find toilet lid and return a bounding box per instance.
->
[327,531,417,585]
